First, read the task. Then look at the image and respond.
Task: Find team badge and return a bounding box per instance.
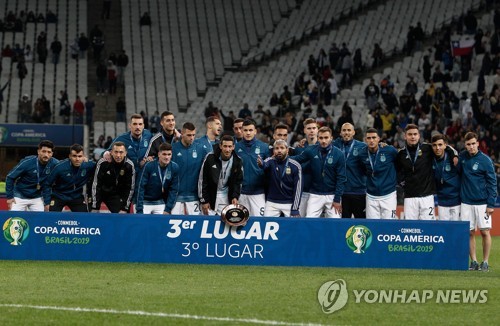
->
[473,162,479,171]
[255,147,260,155]
[81,170,86,177]
[380,154,386,162]
[120,169,125,176]
[327,158,333,164]
[445,164,451,171]
[193,151,198,158]
[286,167,291,174]
[353,148,358,156]
[144,140,148,147]
[418,150,422,156]
[166,170,171,179]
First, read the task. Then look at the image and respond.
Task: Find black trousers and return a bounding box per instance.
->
[341,194,366,218]
[49,196,88,212]
[100,195,128,213]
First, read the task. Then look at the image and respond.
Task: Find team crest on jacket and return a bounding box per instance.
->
[120,169,125,176]
[473,162,479,171]
[327,157,333,164]
[192,151,197,158]
[380,154,386,162]
[418,150,422,156]
[166,169,171,179]
[255,147,260,155]
[445,164,451,171]
[81,170,86,176]
[144,140,148,147]
[353,148,358,156]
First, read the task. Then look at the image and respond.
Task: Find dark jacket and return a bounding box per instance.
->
[198,147,243,209]
[90,157,135,211]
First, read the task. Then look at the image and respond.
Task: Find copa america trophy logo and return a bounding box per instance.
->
[3,217,30,245]
[221,204,250,227]
[345,225,372,254]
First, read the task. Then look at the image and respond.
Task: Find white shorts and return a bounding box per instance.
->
[264,201,292,217]
[212,193,230,215]
[239,194,265,217]
[298,192,309,217]
[438,205,460,221]
[171,201,201,215]
[306,194,341,218]
[366,191,397,219]
[11,197,44,212]
[143,204,165,214]
[460,203,491,231]
[403,195,435,220]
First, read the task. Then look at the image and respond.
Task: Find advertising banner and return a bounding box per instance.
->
[0,212,469,270]
[0,124,84,147]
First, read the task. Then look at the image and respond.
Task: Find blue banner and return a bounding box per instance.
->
[0,124,84,147]
[0,212,469,270]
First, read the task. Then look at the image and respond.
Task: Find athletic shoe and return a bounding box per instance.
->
[469,261,479,271]
[479,261,489,272]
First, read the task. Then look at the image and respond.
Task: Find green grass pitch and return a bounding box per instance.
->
[0,236,498,325]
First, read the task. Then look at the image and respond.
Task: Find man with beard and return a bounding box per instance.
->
[196,116,222,152]
[258,139,302,217]
[199,135,243,215]
[44,144,96,212]
[396,124,457,220]
[90,141,135,213]
[6,140,59,211]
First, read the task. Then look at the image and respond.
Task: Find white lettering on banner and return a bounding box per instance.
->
[33,226,101,236]
[377,234,444,243]
[205,243,264,259]
[200,220,279,240]
[352,289,488,304]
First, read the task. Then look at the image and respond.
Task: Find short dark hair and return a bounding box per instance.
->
[130,113,143,121]
[243,119,257,128]
[274,123,289,132]
[233,118,244,125]
[112,141,126,150]
[405,124,418,132]
[38,140,54,150]
[220,135,234,144]
[160,111,174,119]
[431,133,446,143]
[182,122,196,131]
[159,143,172,152]
[464,132,478,142]
[365,128,379,135]
[70,143,84,153]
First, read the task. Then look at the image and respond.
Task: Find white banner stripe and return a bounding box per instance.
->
[0,304,325,326]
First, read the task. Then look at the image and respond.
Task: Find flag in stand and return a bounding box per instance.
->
[450,38,475,56]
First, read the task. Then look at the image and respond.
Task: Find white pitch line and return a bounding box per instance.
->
[0,304,326,326]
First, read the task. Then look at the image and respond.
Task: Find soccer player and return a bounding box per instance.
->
[292,126,346,218]
[361,128,398,219]
[171,122,211,215]
[232,118,244,143]
[396,124,457,220]
[268,123,295,155]
[333,123,367,218]
[104,113,153,172]
[459,132,497,272]
[145,111,180,158]
[431,133,461,221]
[258,139,302,217]
[234,119,270,217]
[196,116,222,152]
[43,144,96,212]
[294,118,318,216]
[198,135,243,215]
[6,140,59,211]
[136,143,179,214]
[90,141,135,213]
